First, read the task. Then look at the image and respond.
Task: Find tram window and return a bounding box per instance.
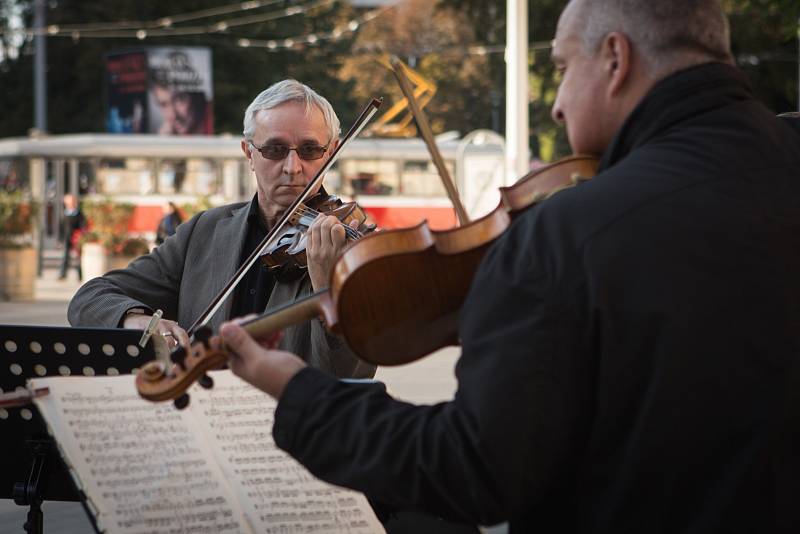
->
[157,160,185,194]
[78,161,95,195]
[401,160,451,197]
[324,165,342,193]
[157,159,219,195]
[340,159,398,196]
[97,158,154,195]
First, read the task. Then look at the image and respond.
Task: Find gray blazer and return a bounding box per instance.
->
[67,202,376,379]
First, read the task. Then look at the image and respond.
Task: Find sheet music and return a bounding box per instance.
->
[31,375,248,534]
[30,372,384,534]
[188,371,384,534]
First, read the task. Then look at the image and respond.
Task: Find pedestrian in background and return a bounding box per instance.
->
[58,193,85,280]
[155,201,183,245]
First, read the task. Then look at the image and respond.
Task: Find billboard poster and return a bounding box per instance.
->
[105,50,148,134]
[146,47,214,135]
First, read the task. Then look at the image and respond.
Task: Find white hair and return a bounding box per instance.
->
[242,79,340,141]
[571,0,733,76]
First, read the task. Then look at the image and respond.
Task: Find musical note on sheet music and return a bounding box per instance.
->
[190,372,383,533]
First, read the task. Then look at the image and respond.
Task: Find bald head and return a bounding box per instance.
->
[566,0,733,79]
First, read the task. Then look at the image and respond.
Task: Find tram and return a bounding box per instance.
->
[0,131,505,244]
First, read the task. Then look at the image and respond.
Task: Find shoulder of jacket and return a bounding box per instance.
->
[190,201,249,222]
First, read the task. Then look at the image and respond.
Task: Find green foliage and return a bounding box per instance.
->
[80,199,148,257]
[179,195,215,221]
[0,191,38,247]
[726,0,800,113]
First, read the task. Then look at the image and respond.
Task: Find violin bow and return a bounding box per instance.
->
[386,55,471,226]
[187,97,383,335]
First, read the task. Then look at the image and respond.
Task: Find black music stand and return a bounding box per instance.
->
[0,325,155,534]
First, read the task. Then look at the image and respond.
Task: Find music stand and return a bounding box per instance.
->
[0,325,155,534]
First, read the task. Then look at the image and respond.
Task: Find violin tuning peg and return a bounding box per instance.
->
[173,393,190,410]
[194,326,212,348]
[198,374,214,390]
[170,346,187,369]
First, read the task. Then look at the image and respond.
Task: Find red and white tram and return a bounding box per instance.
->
[0,131,505,243]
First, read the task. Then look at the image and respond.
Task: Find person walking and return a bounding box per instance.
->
[58,193,85,281]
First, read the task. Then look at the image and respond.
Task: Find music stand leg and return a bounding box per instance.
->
[13,439,49,534]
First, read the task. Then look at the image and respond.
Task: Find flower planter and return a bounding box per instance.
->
[80,242,108,281]
[81,242,139,280]
[0,247,37,301]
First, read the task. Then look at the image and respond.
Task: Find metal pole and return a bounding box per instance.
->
[33,0,47,133]
[505,0,529,185]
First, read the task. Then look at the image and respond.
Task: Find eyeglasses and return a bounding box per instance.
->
[248,141,330,161]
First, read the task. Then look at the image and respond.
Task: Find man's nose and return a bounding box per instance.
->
[282,150,304,177]
[551,95,565,124]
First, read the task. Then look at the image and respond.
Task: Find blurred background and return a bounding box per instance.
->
[0,1,798,531]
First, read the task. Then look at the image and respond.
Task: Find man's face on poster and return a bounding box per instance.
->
[171,93,198,135]
[153,84,202,135]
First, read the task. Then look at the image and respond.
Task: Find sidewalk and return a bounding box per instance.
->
[0,268,82,326]
[36,266,84,302]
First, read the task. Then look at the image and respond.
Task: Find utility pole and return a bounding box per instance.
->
[505,0,529,184]
[34,0,47,133]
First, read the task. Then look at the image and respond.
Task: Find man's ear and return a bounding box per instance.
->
[241,140,255,170]
[328,137,340,155]
[602,32,632,97]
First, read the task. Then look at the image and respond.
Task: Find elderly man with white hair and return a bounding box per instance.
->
[69,79,375,380]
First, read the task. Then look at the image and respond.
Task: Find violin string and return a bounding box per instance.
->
[294,205,362,240]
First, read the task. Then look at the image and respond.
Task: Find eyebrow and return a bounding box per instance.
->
[260,136,325,145]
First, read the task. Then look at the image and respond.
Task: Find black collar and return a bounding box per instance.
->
[599,62,754,172]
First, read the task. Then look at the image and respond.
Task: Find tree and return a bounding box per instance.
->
[440,0,800,160]
[726,0,800,113]
[436,0,569,160]
[338,0,494,137]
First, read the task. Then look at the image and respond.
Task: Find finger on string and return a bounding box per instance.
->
[320,216,338,248]
[331,223,347,246]
[342,221,359,239]
[174,326,190,349]
[220,322,263,362]
[309,216,323,251]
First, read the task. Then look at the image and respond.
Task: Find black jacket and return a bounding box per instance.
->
[273,63,800,533]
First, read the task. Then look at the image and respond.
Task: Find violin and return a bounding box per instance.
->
[260,191,376,274]
[136,155,599,404]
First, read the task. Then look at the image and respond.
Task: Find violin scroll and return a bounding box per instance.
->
[136,325,227,406]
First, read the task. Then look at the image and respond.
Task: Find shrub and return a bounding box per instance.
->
[180,195,214,220]
[0,191,39,248]
[79,199,149,257]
